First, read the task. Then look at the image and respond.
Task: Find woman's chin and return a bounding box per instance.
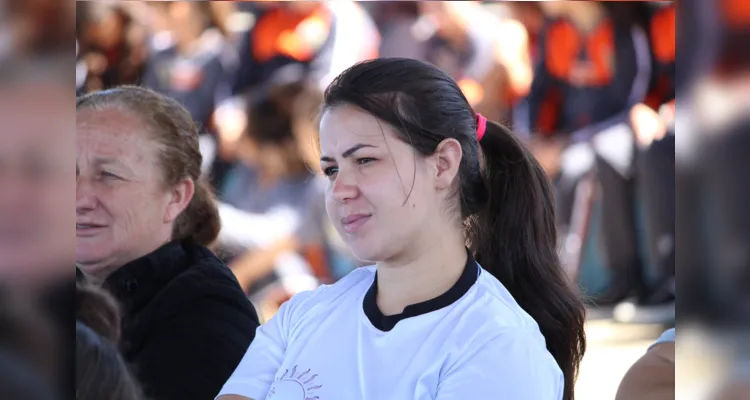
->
[346,238,387,265]
[75,247,113,271]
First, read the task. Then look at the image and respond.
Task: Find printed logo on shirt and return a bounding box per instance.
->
[266,365,322,400]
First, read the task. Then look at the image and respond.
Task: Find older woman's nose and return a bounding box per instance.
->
[76,178,98,212]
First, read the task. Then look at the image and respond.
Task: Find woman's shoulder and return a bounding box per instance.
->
[279,266,376,317]
[465,268,544,331]
[149,243,258,321]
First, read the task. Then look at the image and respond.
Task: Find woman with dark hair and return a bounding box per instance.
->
[218,58,586,400]
[76,86,259,400]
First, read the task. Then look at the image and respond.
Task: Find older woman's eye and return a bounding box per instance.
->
[101,171,121,180]
[357,157,376,165]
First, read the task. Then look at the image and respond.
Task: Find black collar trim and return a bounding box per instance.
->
[363,249,479,332]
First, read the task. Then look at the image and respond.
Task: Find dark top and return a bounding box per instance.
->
[140,45,229,133]
[518,14,645,140]
[80,241,259,400]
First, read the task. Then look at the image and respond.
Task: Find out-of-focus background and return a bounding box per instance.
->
[73,2,678,397]
[1,0,749,399]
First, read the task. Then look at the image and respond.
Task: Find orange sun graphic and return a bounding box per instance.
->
[267,365,322,400]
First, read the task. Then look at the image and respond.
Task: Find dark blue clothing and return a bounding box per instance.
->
[141,45,229,133]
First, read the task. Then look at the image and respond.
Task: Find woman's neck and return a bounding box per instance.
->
[375,227,467,316]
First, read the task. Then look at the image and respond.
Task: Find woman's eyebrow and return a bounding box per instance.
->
[320,143,377,162]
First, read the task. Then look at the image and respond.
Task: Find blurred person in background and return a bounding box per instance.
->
[76,282,144,400]
[0,58,74,288]
[2,0,75,56]
[365,1,530,122]
[76,2,150,92]
[212,0,379,189]
[609,2,676,322]
[217,58,585,400]
[141,1,230,135]
[673,2,750,397]
[76,86,259,400]
[76,322,144,400]
[0,58,75,399]
[514,1,676,320]
[140,1,234,188]
[215,80,356,321]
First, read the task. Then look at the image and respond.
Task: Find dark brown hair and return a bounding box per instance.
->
[323,58,586,400]
[76,86,221,247]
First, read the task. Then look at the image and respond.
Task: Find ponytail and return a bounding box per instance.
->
[467,120,586,400]
[172,177,221,247]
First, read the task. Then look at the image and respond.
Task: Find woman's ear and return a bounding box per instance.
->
[164,177,195,223]
[432,138,463,190]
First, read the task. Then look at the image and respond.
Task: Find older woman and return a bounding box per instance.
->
[76,86,260,400]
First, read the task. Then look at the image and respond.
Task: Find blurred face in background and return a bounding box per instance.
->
[82,7,125,51]
[167,2,206,47]
[318,106,439,263]
[0,81,75,282]
[76,108,179,279]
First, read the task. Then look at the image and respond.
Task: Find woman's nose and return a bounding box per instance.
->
[76,178,98,212]
[331,172,359,203]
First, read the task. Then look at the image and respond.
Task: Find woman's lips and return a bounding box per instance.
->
[341,214,371,234]
[76,223,107,237]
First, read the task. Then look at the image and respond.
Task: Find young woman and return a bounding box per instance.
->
[217,58,586,400]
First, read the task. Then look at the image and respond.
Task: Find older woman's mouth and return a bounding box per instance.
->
[76,223,107,236]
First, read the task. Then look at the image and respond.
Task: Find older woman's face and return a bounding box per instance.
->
[76,107,176,278]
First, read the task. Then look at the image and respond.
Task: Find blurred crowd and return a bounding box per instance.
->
[1,0,750,399]
[74,0,680,324]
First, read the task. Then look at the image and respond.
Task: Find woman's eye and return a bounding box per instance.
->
[323,166,338,177]
[357,157,376,165]
[101,171,120,180]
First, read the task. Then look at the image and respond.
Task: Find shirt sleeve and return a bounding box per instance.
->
[436,330,564,400]
[216,289,317,399]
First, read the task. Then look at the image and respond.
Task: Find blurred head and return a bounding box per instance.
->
[321,58,585,400]
[76,321,143,400]
[75,281,141,400]
[167,1,210,47]
[236,83,310,178]
[0,59,75,282]
[75,282,121,344]
[76,86,220,279]
[79,3,126,51]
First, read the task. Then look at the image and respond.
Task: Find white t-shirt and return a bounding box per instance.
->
[218,253,563,400]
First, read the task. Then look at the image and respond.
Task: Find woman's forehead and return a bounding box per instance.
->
[77,108,151,143]
[319,106,398,147]
[77,109,158,164]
